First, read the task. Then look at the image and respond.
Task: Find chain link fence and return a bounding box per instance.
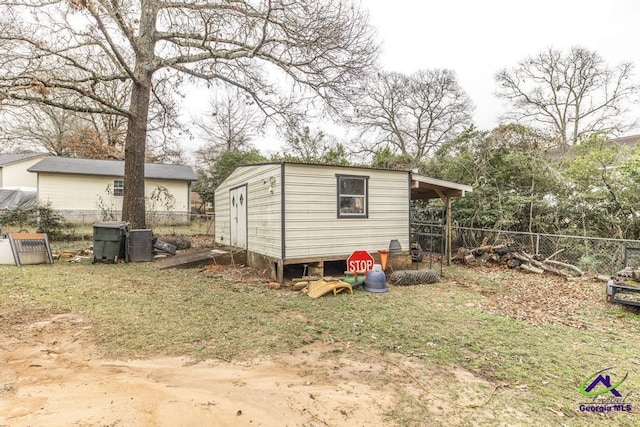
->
[1,209,215,240]
[451,226,640,274]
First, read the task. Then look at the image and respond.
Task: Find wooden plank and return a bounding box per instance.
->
[156,248,245,270]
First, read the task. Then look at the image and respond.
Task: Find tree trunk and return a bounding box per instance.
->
[121,1,158,229]
[122,80,152,228]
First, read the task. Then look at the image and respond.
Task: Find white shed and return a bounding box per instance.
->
[215,162,471,281]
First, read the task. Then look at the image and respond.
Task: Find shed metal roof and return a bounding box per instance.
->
[28,157,197,181]
[230,161,472,200]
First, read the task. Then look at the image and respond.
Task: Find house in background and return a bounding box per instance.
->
[28,156,197,224]
[214,162,471,282]
[0,153,48,188]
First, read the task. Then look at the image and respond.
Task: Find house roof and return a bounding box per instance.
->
[608,134,640,148]
[28,156,197,181]
[0,153,48,167]
[545,134,640,162]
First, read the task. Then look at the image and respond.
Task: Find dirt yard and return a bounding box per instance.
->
[2,257,638,426]
[1,312,375,426]
[0,312,509,426]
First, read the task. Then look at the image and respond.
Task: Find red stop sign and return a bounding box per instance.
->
[347,250,374,272]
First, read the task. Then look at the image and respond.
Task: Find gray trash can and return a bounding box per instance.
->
[93,221,128,263]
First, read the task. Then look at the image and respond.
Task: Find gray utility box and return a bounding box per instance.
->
[128,229,154,262]
[93,221,128,263]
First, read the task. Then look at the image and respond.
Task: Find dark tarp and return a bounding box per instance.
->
[0,188,38,211]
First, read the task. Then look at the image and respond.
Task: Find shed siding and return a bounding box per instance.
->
[2,158,44,188]
[283,164,410,259]
[215,164,282,258]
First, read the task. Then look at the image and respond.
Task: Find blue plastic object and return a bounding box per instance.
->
[364,269,388,293]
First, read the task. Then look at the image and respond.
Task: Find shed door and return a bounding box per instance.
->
[230,185,247,248]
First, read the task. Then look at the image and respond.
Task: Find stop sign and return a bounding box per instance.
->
[347,250,375,272]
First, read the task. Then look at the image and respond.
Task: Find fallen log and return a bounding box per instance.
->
[544,259,584,277]
[514,252,573,278]
[455,243,583,278]
[518,264,544,274]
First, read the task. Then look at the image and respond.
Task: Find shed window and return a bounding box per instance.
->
[337,175,368,218]
[113,179,124,197]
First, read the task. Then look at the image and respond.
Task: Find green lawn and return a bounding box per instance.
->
[1,254,638,426]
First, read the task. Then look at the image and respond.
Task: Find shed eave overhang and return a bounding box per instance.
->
[410,174,473,200]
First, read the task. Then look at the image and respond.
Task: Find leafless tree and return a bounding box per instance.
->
[0,69,178,161]
[495,46,639,146]
[0,0,378,227]
[192,89,260,156]
[0,104,128,157]
[350,69,474,166]
[281,116,350,164]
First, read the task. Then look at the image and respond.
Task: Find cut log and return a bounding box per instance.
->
[518,264,544,274]
[473,245,493,256]
[456,247,471,259]
[456,244,584,278]
[506,259,522,269]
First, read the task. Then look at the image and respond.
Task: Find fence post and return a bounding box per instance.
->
[536,233,540,255]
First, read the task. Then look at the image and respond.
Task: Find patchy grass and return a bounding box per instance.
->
[1,259,639,426]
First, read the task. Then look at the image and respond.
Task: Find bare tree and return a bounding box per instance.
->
[192,89,260,156]
[0,71,177,161]
[0,104,128,157]
[0,0,377,227]
[350,69,473,166]
[495,46,639,146]
[280,116,350,164]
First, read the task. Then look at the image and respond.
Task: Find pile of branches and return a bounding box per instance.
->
[455,243,584,279]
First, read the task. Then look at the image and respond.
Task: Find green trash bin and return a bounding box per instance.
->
[93,221,128,264]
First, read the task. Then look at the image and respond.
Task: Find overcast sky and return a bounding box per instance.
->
[365,0,640,131]
[185,0,640,156]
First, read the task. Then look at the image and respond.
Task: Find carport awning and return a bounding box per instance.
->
[410,174,472,200]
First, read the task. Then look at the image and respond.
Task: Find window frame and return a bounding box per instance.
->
[113,179,124,197]
[336,174,369,219]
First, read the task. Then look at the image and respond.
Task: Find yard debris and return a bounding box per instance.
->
[153,239,177,255]
[302,279,353,298]
[267,282,281,290]
[613,291,640,304]
[469,266,599,328]
[53,247,93,262]
[292,281,309,291]
[455,244,584,278]
[615,266,640,280]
